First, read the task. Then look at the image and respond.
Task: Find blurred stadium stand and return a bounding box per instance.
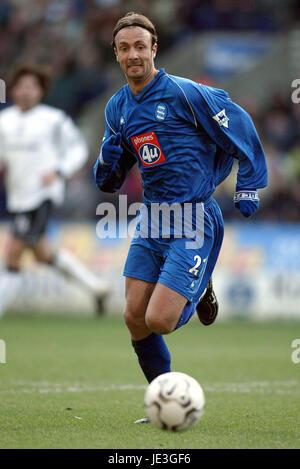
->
[0,0,300,318]
[0,0,300,221]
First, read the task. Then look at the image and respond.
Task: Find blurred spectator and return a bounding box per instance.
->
[176,0,276,32]
[260,93,299,152]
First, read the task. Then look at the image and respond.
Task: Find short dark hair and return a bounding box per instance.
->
[8,63,50,98]
[112,12,158,48]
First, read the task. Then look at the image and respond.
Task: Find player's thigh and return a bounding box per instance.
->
[145,282,188,334]
[32,235,54,263]
[124,277,156,321]
[123,241,163,318]
[124,277,156,340]
[123,242,162,335]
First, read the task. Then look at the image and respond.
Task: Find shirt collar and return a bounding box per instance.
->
[129,68,165,102]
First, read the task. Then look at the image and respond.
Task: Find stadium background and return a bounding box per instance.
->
[0,0,300,319]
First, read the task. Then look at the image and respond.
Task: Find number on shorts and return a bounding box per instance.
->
[189,255,201,276]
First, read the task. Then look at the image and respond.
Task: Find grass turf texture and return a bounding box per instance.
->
[0,315,299,449]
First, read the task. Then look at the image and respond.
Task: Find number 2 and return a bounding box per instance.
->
[189,255,201,275]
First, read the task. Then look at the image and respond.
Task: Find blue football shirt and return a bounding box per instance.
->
[94,68,267,205]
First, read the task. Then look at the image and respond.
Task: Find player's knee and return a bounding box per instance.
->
[34,250,53,264]
[123,307,133,328]
[123,307,143,331]
[32,243,54,264]
[6,256,21,271]
[145,313,173,335]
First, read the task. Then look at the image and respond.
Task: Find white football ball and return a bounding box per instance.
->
[144,371,205,431]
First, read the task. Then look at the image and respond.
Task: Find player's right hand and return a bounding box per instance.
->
[100,132,123,166]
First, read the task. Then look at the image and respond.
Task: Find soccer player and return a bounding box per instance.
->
[0,64,109,317]
[94,13,268,421]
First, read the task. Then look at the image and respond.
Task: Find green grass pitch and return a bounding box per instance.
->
[0,315,299,449]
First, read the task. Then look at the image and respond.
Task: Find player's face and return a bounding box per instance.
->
[11,74,43,111]
[114,26,157,87]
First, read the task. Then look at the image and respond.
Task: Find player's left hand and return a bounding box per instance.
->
[234,189,259,218]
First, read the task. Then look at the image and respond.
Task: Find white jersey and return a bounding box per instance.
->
[0,104,88,212]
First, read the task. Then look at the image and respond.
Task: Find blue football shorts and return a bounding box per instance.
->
[123,197,224,304]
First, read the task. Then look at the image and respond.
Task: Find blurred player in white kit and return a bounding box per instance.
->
[0,64,109,317]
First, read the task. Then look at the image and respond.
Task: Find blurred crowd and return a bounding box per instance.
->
[0,0,298,116]
[0,0,300,222]
[215,92,300,222]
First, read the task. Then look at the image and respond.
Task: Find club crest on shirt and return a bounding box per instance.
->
[155,103,167,121]
[212,109,229,128]
[130,131,166,167]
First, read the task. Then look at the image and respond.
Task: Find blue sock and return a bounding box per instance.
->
[132,333,171,383]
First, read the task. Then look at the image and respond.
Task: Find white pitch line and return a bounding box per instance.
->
[203,380,299,394]
[0,380,298,396]
[0,383,147,395]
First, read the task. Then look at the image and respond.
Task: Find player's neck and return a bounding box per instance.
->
[16,102,40,113]
[127,68,159,96]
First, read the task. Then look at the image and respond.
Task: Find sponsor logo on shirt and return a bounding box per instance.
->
[131,131,166,167]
